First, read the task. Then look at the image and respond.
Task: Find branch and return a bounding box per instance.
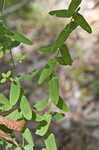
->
[3,0,32,16]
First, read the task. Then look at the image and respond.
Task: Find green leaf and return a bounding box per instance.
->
[6,110,22,120]
[24,145,34,150]
[49,9,71,18]
[55,21,78,48]
[15,147,22,150]
[33,97,49,111]
[44,133,57,150]
[73,12,92,33]
[49,76,59,105]
[38,43,57,53]
[10,80,21,106]
[6,71,11,78]
[51,112,65,121]
[56,57,66,65]
[68,0,82,16]
[59,44,73,65]
[0,50,3,58]
[38,58,56,85]
[0,78,6,83]
[17,69,39,80]
[56,96,69,112]
[42,149,46,150]
[11,31,33,45]
[0,103,12,111]
[36,113,52,136]
[23,128,34,146]
[20,96,32,120]
[32,111,45,122]
[0,93,9,105]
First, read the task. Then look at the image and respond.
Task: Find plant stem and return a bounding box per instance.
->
[10,50,17,75]
[1,0,5,16]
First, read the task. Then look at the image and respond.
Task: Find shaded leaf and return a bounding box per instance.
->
[49,9,71,18]
[73,12,92,33]
[68,0,82,16]
[59,44,73,65]
[11,31,33,45]
[56,96,69,112]
[38,44,57,53]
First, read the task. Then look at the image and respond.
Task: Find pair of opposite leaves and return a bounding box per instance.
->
[0,115,25,146]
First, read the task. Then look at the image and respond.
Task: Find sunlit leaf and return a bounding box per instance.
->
[51,112,65,121]
[44,133,57,150]
[38,58,56,84]
[33,97,49,111]
[49,76,59,105]
[10,80,21,106]
[23,128,34,146]
[20,96,32,120]
[6,110,22,120]
[36,113,52,136]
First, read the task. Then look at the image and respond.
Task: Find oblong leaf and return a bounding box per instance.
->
[11,31,33,45]
[73,12,92,33]
[38,43,57,53]
[38,58,56,85]
[36,113,52,136]
[23,128,34,146]
[33,97,49,111]
[49,9,71,18]
[59,44,73,65]
[17,69,39,80]
[0,93,9,105]
[10,80,21,106]
[56,96,69,112]
[51,112,65,121]
[68,0,82,16]
[20,96,32,120]
[6,110,22,120]
[49,76,59,105]
[55,21,78,48]
[44,133,57,150]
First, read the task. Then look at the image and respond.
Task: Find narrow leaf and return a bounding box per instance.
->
[56,96,69,112]
[11,31,33,45]
[23,128,34,146]
[36,113,52,136]
[51,112,65,121]
[20,96,32,120]
[49,76,59,105]
[10,80,21,106]
[38,44,57,53]
[55,21,78,48]
[49,9,71,18]
[44,133,57,150]
[59,44,73,65]
[33,97,49,111]
[73,12,92,33]
[38,58,56,85]
[17,69,39,80]
[6,110,22,120]
[68,0,82,16]
[0,93,9,105]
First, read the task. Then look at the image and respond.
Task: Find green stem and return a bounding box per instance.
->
[10,50,17,75]
[1,0,5,16]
